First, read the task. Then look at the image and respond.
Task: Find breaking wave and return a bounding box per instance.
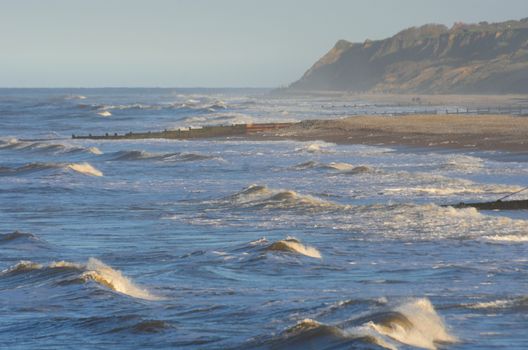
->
[110,150,213,162]
[265,238,322,259]
[82,258,160,300]
[293,161,373,174]
[0,230,40,243]
[97,111,112,117]
[0,138,102,155]
[170,99,228,112]
[0,162,103,177]
[463,296,528,311]
[295,142,335,154]
[67,163,103,176]
[0,258,160,300]
[226,185,345,211]
[64,95,86,100]
[253,298,455,350]
[85,99,228,114]
[384,183,524,196]
[297,202,528,242]
[481,234,528,243]
[179,112,254,127]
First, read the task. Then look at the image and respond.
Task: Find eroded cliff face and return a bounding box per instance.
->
[288,19,528,94]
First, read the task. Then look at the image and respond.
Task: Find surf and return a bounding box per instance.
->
[110,150,213,162]
[265,238,322,259]
[0,162,102,177]
[227,184,346,211]
[0,258,160,301]
[251,298,455,350]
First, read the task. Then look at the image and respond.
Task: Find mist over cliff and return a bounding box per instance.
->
[286,18,528,94]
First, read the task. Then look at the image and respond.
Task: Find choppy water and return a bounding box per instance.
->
[0,88,527,349]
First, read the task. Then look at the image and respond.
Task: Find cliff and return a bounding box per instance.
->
[287,18,528,94]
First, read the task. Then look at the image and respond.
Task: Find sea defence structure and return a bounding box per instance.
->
[72,122,296,140]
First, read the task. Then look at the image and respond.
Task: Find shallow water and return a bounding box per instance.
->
[0,88,527,349]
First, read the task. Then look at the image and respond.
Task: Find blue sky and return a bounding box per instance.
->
[1,0,527,87]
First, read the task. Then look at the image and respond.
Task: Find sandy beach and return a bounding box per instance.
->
[253,114,528,153]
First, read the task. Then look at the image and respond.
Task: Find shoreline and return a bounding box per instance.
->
[248,114,528,154]
[73,114,528,155]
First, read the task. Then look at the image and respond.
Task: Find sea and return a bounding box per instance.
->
[0,88,527,350]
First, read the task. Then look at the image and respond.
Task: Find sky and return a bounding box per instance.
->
[1,0,527,88]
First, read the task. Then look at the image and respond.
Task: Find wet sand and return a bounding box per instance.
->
[251,115,528,153]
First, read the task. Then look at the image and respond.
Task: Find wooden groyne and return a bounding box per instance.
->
[72,122,296,140]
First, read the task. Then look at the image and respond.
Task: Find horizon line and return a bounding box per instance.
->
[0,86,276,90]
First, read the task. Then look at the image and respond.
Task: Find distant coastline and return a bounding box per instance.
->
[284,18,528,94]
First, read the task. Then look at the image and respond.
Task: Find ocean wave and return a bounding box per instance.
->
[464,296,528,311]
[71,315,171,335]
[441,155,484,172]
[85,99,228,114]
[295,142,335,154]
[66,163,103,176]
[365,298,457,349]
[179,112,253,127]
[226,185,345,211]
[481,234,528,243]
[173,99,228,112]
[0,258,160,300]
[384,183,524,196]
[0,138,102,155]
[97,110,112,117]
[294,161,373,174]
[316,202,528,242]
[254,298,455,350]
[110,150,213,162]
[86,147,103,155]
[322,162,356,171]
[0,162,102,177]
[81,258,160,300]
[292,161,319,170]
[64,95,87,100]
[265,237,322,259]
[0,230,40,243]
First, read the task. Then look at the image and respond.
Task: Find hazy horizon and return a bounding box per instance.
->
[1,0,528,88]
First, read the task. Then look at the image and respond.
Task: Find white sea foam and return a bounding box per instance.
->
[97,111,112,117]
[465,296,528,310]
[482,235,528,243]
[466,299,513,309]
[87,146,103,155]
[324,162,356,171]
[326,202,528,242]
[281,298,454,350]
[384,184,523,196]
[67,162,103,176]
[295,142,335,153]
[442,155,484,172]
[180,112,253,127]
[65,95,87,100]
